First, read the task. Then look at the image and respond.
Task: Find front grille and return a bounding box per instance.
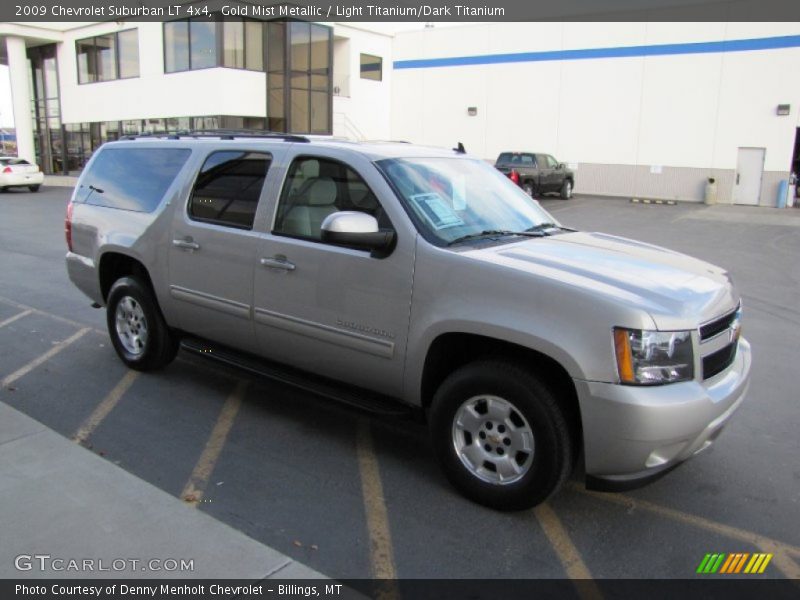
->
[703,342,737,379]
[700,307,738,341]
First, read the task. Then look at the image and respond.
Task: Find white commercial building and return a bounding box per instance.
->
[2,19,799,206]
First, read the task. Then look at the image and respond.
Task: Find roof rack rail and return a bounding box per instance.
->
[120,129,310,143]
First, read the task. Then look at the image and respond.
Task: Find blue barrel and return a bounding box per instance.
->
[777,180,789,208]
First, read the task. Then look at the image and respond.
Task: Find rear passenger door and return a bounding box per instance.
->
[252,151,415,399]
[168,149,273,353]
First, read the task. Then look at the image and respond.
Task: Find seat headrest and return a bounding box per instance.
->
[306,177,337,206]
[350,183,379,211]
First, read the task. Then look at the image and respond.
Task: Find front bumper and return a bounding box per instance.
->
[575,337,751,490]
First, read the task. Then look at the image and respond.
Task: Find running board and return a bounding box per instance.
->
[180,337,414,418]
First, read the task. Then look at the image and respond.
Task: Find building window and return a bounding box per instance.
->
[267,22,331,134]
[222,19,264,71]
[360,54,382,81]
[75,29,139,84]
[164,21,189,72]
[117,29,140,79]
[191,20,217,69]
[164,19,217,73]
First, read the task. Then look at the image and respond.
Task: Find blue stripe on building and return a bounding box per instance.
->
[393,34,800,70]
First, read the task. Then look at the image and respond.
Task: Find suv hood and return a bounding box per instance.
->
[469,231,738,329]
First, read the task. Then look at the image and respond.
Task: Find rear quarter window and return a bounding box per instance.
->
[77,147,191,212]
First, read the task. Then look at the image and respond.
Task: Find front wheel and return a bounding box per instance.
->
[28,185,40,192]
[106,276,179,371]
[429,360,573,510]
[560,180,573,200]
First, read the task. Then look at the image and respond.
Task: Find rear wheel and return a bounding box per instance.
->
[28,185,40,192]
[560,180,573,200]
[430,360,573,510]
[522,181,536,198]
[106,276,179,371]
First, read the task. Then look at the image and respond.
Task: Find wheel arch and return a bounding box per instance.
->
[420,332,582,449]
[98,252,155,303]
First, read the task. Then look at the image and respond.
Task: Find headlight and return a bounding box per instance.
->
[613,328,694,385]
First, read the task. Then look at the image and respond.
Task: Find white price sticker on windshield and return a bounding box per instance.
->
[409,192,464,230]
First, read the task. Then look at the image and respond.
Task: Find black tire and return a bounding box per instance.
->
[560,179,573,200]
[106,276,179,371]
[28,185,40,192]
[430,360,573,510]
[522,181,536,198]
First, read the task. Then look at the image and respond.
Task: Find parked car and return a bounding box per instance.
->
[0,156,44,192]
[66,134,750,510]
[495,151,575,199]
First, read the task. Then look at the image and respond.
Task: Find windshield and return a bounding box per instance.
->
[377,157,559,246]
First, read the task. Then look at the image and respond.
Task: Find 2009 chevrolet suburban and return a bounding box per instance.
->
[65,132,751,510]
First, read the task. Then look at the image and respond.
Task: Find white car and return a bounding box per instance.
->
[0,156,44,192]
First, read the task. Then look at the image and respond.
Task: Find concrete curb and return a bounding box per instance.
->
[0,401,327,580]
[44,176,79,188]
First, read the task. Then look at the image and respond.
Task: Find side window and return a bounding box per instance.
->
[274,156,388,241]
[546,155,559,168]
[521,154,535,165]
[189,151,271,230]
[78,147,191,212]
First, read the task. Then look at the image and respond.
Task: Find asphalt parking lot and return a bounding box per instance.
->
[1,186,799,584]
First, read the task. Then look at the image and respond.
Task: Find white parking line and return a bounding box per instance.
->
[1,328,91,388]
[0,309,33,330]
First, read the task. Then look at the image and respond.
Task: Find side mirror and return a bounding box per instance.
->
[557,163,565,170]
[321,211,395,255]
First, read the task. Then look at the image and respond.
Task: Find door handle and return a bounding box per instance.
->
[172,239,200,251]
[260,256,296,271]
[736,173,740,185]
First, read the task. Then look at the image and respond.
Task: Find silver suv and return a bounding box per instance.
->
[66,133,751,510]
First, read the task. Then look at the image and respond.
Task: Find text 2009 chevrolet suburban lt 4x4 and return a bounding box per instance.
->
[66,133,751,510]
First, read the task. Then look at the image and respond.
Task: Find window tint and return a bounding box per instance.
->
[274,157,387,241]
[521,154,535,165]
[497,153,512,164]
[189,151,271,229]
[78,147,191,213]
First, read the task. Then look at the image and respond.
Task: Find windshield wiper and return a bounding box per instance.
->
[525,222,576,233]
[447,229,546,246]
